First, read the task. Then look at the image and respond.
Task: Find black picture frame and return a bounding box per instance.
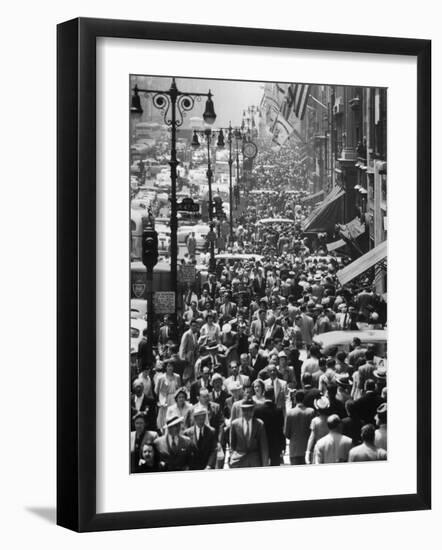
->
[57,17,431,532]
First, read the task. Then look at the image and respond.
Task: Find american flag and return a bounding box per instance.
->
[271,114,294,150]
[281,83,310,121]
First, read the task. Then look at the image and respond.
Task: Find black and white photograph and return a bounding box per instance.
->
[129,75,388,473]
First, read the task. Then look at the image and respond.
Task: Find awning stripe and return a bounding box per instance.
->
[337,241,387,286]
[301,189,325,203]
[302,186,345,231]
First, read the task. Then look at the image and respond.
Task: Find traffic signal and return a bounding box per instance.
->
[142,225,158,269]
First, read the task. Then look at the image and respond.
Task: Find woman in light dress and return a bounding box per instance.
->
[252,378,266,404]
[155,361,181,432]
[166,387,193,431]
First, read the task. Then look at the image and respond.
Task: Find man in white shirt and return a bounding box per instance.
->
[349,423,387,462]
[224,361,250,393]
[263,365,287,413]
[313,414,353,464]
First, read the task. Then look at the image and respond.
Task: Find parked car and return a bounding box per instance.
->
[312,329,387,359]
[130,318,146,356]
[130,299,147,320]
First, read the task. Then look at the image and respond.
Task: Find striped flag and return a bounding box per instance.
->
[271,114,294,150]
[260,84,280,131]
[281,83,310,121]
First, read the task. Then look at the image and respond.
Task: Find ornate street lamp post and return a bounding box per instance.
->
[234,128,245,209]
[191,127,224,272]
[131,78,216,329]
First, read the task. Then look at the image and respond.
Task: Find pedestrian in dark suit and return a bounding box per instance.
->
[198,389,225,444]
[248,343,268,377]
[262,315,284,348]
[254,388,286,466]
[326,383,347,419]
[301,372,322,409]
[131,379,157,431]
[189,367,212,404]
[154,415,195,471]
[184,404,217,470]
[353,379,384,425]
[251,271,266,298]
[203,274,217,300]
[229,397,269,468]
[209,373,230,409]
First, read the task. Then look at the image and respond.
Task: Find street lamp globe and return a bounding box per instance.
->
[202,91,216,125]
[130,85,143,115]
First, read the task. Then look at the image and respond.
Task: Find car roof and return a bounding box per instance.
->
[313,330,387,348]
[257,218,293,224]
[131,318,146,330]
[215,253,264,261]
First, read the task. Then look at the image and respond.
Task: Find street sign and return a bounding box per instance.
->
[179,265,196,283]
[153,291,175,314]
[177,197,199,213]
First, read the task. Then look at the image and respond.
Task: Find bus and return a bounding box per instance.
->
[130,260,172,300]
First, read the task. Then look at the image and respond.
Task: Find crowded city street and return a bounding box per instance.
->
[129,77,388,473]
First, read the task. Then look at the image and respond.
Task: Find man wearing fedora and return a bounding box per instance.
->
[209,373,230,410]
[194,340,222,379]
[305,396,331,464]
[335,373,353,405]
[229,397,269,468]
[223,380,244,423]
[373,365,387,394]
[184,404,217,470]
[154,415,194,471]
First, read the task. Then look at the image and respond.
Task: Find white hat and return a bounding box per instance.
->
[222,323,232,334]
[193,404,208,417]
[166,415,184,429]
[314,396,330,411]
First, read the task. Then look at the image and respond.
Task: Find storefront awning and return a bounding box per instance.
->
[337,241,387,286]
[301,186,345,232]
[301,189,325,204]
